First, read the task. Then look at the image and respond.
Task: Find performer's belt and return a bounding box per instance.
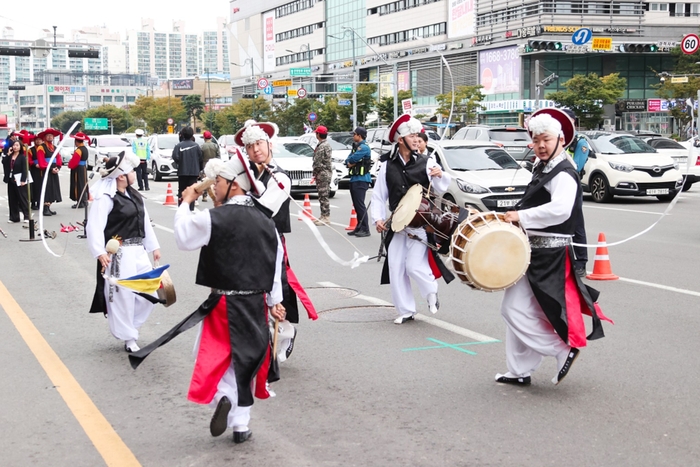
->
[212,289,265,296]
[529,235,571,249]
[121,237,144,246]
[78,161,86,166]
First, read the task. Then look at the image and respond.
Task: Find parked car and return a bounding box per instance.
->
[271,140,339,198]
[298,132,354,186]
[218,134,238,161]
[642,137,700,191]
[579,132,683,202]
[451,125,533,165]
[427,140,532,212]
[86,135,133,169]
[148,133,219,181]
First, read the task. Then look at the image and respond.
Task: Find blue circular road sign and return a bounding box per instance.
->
[263,85,273,95]
[308,112,317,122]
[571,28,593,46]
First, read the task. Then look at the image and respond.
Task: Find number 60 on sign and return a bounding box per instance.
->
[681,33,700,55]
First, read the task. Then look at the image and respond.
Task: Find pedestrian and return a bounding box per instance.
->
[200,130,221,203]
[417,131,429,156]
[312,125,333,226]
[561,108,591,277]
[234,120,318,358]
[2,140,30,223]
[496,108,612,387]
[172,126,203,211]
[35,128,63,217]
[28,133,43,211]
[86,151,161,353]
[2,131,20,155]
[68,132,91,209]
[131,129,151,191]
[345,127,372,237]
[129,155,285,444]
[371,115,452,325]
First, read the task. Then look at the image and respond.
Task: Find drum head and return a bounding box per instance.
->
[157,270,177,307]
[391,184,424,232]
[464,224,530,291]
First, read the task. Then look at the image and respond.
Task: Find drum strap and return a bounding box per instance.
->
[515,161,573,210]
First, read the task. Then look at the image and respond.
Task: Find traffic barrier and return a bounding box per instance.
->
[163,183,177,206]
[345,206,358,231]
[586,233,619,280]
[299,193,315,220]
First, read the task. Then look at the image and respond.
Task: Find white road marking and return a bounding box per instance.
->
[153,223,174,234]
[616,276,700,298]
[317,281,498,342]
[583,205,667,216]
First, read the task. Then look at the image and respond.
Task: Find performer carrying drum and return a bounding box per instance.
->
[496,108,612,386]
[371,115,453,325]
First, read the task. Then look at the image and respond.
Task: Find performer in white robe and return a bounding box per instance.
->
[87,151,161,353]
[497,109,612,386]
[371,115,452,324]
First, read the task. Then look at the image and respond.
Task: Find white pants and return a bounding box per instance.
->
[104,245,155,341]
[500,277,570,377]
[388,228,438,318]
[209,364,252,430]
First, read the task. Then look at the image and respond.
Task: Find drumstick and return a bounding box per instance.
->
[272,317,280,361]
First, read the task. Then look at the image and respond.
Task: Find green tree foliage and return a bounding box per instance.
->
[654,46,700,131]
[315,96,349,132]
[213,97,272,136]
[435,85,485,124]
[83,105,130,135]
[129,96,187,134]
[377,90,414,124]
[547,73,627,129]
[51,110,85,134]
[182,94,205,129]
[270,97,323,136]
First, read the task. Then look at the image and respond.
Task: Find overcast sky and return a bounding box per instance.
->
[0,0,231,40]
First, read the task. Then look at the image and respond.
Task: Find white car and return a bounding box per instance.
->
[86,135,133,169]
[427,140,532,212]
[646,137,700,191]
[148,133,219,181]
[270,139,339,198]
[580,132,683,202]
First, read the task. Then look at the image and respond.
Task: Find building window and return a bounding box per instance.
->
[90,96,101,102]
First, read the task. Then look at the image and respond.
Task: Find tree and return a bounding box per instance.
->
[547,73,627,129]
[377,90,414,124]
[435,85,485,124]
[51,110,85,134]
[129,96,187,134]
[83,105,130,135]
[654,46,700,134]
[212,97,272,136]
[270,97,323,136]
[182,94,205,129]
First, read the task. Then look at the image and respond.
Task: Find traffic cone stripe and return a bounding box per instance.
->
[594,255,609,261]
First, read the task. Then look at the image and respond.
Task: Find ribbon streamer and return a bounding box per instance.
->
[297,211,369,269]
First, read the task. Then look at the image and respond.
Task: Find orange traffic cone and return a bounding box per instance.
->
[298,193,315,221]
[345,206,358,231]
[586,233,619,280]
[163,183,177,206]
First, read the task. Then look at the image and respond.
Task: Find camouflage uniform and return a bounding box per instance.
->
[312,138,333,221]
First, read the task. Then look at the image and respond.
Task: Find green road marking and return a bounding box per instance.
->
[403,338,501,355]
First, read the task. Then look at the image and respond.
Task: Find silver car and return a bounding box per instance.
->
[452,126,533,164]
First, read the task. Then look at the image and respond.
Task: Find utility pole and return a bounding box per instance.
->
[351,32,357,128]
[307,43,312,93]
[534,59,540,111]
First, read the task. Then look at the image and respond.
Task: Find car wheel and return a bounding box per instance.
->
[682,179,693,192]
[329,190,336,199]
[152,162,163,181]
[590,174,613,203]
[656,193,676,202]
[441,193,457,211]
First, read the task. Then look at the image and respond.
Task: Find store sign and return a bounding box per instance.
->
[471,34,493,46]
[618,99,647,111]
[507,26,542,39]
[448,0,476,39]
[591,37,613,51]
[479,99,556,113]
[47,86,87,94]
[171,79,193,90]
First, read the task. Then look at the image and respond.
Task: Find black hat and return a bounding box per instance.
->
[353,127,367,139]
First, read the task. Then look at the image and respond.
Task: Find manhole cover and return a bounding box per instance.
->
[305,287,360,301]
[321,306,396,323]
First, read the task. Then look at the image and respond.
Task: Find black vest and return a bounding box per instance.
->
[253,161,291,234]
[516,159,581,235]
[386,152,430,212]
[196,203,277,291]
[76,145,89,162]
[103,187,146,242]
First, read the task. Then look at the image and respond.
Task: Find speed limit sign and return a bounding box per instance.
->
[167,117,174,125]
[257,78,269,89]
[297,87,307,98]
[681,33,700,55]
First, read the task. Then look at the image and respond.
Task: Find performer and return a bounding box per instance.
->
[2,140,29,223]
[496,108,612,386]
[86,151,161,353]
[129,155,285,444]
[28,133,43,211]
[234,120,318,359]
[371,115,453,325]
[36,128,63,216]
[68,132,91,209]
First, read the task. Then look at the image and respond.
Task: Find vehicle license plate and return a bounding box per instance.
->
[497,199,519,207]
[646,188,669,195]
[299,179,315,186]
[506,147,522,152]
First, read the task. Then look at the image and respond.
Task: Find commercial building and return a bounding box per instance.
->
[227,0,700,134]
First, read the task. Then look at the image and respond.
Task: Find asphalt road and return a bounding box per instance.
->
[1,171,699,467]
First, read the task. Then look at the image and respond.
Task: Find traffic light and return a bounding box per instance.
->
[527,40,563,52]
[0,47,31,56]
[242,94,257,99]
[619,43,659,53]
[307,94,322,99]
[68,49,100,58]
[272,94,286,99]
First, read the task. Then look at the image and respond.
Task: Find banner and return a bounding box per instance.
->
[478,46,520,96]
[448,0,475,39]
[263,11,276,73]
[171,79,194,90]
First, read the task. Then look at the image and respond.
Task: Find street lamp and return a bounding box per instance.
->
[285,43,313,92]
[329,31,357,127]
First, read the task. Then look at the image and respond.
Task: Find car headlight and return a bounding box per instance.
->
[456,179,490,194]
[608,161,634,172]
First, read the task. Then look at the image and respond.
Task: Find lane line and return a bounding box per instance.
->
[0,281,141,467]
[317,281,498,342]
[616,276,700,298]
[153,223,174,234]
[583,205,667,216]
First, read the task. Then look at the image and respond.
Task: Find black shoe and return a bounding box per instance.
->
[210,396,232,437]
[145,187,150,191]
[495,374,532,386]
[32,205,39,211]
[347,230,357,236]
[71,203,78,208]
[554,348,580,385]
[286,327,297,359]
[232,430,252,444]
[138,187,144,191]
[354,230,370,237]
[42,207,53,216]
[49,209,57,215]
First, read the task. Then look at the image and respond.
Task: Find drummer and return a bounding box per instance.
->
[496,108,612,386]
[371,115,452,325]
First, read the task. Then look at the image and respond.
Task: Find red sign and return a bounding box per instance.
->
[297,87,307,98]
[647,99,661,112]
[265,17,274,42]
[681,33,700,55]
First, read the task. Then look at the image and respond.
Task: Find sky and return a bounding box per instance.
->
[0,0,231,41]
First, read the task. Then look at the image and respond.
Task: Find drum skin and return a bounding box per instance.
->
[391,184,424,232]
[450,212,530,291]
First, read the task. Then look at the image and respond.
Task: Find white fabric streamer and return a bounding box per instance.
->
[297,211,369,269]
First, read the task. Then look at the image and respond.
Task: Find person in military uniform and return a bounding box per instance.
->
[312,125,333,226]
